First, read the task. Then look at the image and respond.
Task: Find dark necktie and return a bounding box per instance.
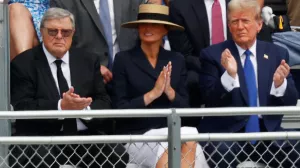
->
[54,60,77,135]
[212,0,224,44]
[243,50,260,144]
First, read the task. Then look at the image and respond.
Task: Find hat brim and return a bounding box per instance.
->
[122,20,184,31]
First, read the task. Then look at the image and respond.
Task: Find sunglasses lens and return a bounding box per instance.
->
[46,28,73,37]
[48,29,58,36]
[61,30,73,37]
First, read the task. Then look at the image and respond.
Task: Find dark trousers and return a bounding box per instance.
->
[9,130,128,168]
[202,120,300,168]
[181,70,203,127]
[186,70,202,108]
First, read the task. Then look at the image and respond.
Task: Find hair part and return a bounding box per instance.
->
[40,8,75,29]
[227,0,262,21]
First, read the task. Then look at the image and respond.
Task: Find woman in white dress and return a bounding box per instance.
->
[112,4,209,168]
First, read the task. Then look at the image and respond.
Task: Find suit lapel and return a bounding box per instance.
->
[131,47,157,79]
[69,49,83,94]
[229,41,249,105]
[81,0,105,38]
[113,0,122,38]
[131,46,169,79]
[256,41,270,106]
[191,0,210,47]
[155,48,171,73]
[36,46,60,99]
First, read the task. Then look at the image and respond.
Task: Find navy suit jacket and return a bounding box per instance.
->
[198,40,298,133]
[168,0,271,66]
[112,46,189,134]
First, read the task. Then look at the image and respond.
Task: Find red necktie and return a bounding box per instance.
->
[212,0,224,44]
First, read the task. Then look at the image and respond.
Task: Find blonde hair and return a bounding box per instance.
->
[227,0,262,21]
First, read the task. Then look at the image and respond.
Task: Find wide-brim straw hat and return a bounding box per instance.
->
[122,4,184,31]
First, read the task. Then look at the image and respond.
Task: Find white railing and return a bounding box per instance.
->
[2,106,300,119]
[0,106,299,168]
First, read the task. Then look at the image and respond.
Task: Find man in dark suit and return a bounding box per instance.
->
[50,0,143,84]
[168,0,272,108]
[10,8,127,168]
[168,0,230,108]
[198,0,299,167]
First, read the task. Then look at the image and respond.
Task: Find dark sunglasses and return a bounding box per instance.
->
[43,27,74,37]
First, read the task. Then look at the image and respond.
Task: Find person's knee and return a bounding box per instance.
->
[9,3,31,18]
[182,141,197,151]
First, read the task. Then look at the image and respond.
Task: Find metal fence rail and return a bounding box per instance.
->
[1,106,300,119]
[0,132,299,144]
[0,1,11,167]
[0,135,168,144]
[176,106,300,117]
[1,0,300,166]
[0,107,299,168]
[0,133,300,168]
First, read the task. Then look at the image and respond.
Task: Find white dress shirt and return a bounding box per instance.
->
[94,0,120,62]
[221,40,287,112]
[204,0,227,45]
[43,44,88,131]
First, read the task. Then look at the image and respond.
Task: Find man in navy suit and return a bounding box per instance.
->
[198,0,299,167]
[168,0,273,109]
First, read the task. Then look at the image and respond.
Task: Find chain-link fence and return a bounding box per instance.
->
[8,143,127,168]
[4,142,200,168]
[191,132,300,168]
[1,132,300,168]
[0,107,299,168]
[202,139,300,168]
[0,108,298,168]
[0,135,169,168]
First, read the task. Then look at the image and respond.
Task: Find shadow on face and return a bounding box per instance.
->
[138,23,168,45]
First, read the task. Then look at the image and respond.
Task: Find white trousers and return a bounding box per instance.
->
[125,127,209,168]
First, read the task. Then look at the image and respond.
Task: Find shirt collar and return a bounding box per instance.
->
[43,43,69,65]
[235,40,257,58]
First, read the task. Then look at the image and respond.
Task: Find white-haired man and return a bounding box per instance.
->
[198,0,299,167]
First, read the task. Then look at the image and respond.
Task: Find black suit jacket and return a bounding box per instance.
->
[168,0,231,68]
[167,0,231,108]
[11,45,111,135]
[112,46,189,134]
[50,0,143,66]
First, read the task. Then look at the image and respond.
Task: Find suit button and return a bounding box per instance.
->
[104,52,108,56]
